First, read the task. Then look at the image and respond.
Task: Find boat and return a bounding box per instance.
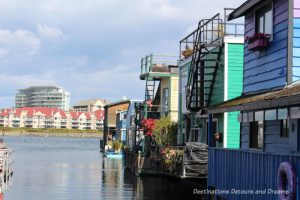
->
[104,149,123,159]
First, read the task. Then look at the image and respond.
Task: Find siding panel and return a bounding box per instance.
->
[243,1,288,94]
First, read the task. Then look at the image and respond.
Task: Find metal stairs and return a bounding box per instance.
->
[145,76,159,102]
[186,13,224,111]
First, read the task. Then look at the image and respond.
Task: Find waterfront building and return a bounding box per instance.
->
[0,107,104,130]
[102,100,130,149]
[139,54,179,122]
[206,0,300,199]
[178,9,244,148]
[116,110,127,144]
[15,86,70,110]
[125,100,143,150]
[72,99,109,112]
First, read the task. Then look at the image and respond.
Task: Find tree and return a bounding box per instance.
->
[153,117,177,147]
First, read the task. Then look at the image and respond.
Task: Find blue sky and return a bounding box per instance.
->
[0,0,244,108]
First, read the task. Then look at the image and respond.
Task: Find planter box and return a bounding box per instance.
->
[248,38,269,51]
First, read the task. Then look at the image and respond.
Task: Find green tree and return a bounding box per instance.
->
[153,117,177,147]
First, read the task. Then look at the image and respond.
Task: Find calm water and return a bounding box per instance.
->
[2,136,203,200]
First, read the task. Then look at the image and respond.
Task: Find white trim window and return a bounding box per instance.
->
[256,2,273,40]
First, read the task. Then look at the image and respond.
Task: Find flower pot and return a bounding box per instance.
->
[248,38,269,51]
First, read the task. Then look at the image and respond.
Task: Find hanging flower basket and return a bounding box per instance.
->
[245,33,271,51]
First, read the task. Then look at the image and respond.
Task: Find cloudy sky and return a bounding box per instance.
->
[0,0,244,108]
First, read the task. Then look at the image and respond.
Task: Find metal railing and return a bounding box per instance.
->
[141,54,178,75]
[179,8,244,61]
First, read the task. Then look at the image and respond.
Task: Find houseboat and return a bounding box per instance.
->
[139,54,179,122]
[178,9,244,149]
[206,0,300,199]
[102,99,130,156]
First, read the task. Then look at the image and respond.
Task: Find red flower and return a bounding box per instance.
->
[245,33,271,43]
[142,118,156,136]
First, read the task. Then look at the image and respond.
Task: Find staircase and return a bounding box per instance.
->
[186,13,224,111]
[145,76,157,101]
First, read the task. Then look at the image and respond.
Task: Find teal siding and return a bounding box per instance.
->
[209,48,224,106]
[227,43,244,100]
[227,112,240,148]
[226,43,243,149]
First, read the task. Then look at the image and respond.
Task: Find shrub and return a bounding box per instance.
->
[153,117,177,147]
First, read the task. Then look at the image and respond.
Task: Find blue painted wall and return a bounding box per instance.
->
[243,0,288,94]
[208,148,300,200]
[293,0,300,81]
[240,120,289,154]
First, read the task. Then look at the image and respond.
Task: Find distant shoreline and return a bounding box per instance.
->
[0,128,103,138]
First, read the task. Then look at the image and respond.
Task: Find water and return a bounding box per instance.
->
[2,136,203,200]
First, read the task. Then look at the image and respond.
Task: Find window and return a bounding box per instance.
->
[162,88,169,116]
[250,121,264,149]
[280,119,289,138]
[256,3,273,39]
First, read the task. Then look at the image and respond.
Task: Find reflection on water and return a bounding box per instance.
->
[2,136,204,200]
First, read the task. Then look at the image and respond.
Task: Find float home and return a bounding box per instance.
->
[178,9,244,149]
[207,0,300,199]
[139,54,179,123]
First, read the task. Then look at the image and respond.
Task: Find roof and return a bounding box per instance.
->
[73,99,110,107]
[104,99,131,108]
[70,111,80,119]
[85,113,91,120]
[1,107,68,118]
[205,82,300,114]
[0,109,11,117]
[228,0,263,20]
[94,110,104,120]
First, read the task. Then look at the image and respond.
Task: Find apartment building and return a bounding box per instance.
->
[15,86,70,110]
[0,107,104,130]
[72,99,109,112]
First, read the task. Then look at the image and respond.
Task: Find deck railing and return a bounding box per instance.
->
[179,8,244,61]
[140,54,178,75]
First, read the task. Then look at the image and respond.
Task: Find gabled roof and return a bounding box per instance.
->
[228,0,263,20]
[0,109,11,117]
[70,111,80,119]
[85,113,91,120]
[94,110,104,121]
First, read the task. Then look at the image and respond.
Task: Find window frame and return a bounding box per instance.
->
[255,1,273,41]
[280,119,289,138]
[249,120,264,150]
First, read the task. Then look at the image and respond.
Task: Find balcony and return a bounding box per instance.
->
[140,54,178,80]
[208,148,300,200]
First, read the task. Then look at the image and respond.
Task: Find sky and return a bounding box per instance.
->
[0,0,245,108]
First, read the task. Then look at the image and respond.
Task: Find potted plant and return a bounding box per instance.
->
[182,45,193,59]
[245,33,271,51]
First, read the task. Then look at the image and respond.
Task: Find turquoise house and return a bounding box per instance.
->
[178,9,244,149]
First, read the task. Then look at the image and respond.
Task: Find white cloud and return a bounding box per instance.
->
[37,24,65,40]
[0,29,40,56]
[0,74,56,88]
